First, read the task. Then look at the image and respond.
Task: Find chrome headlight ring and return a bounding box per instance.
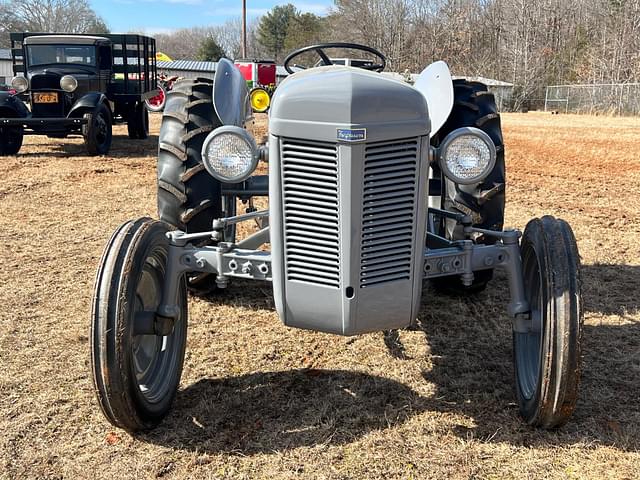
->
[201,125,259,183]
[11,76,28,93]
[60,75,78,92]
[437,127,497,185]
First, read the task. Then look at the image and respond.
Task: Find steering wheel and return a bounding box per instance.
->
[283,42,387,74]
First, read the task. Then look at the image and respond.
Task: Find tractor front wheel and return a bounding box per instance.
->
[91,218,188,431]
[514,215,583,428]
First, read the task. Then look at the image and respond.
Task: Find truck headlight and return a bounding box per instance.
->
[201,126,258,182]
[60,75,78,92]
[11,76,28,93]
[438,127,496,185]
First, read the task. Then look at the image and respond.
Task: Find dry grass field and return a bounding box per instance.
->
[1,111,639,479]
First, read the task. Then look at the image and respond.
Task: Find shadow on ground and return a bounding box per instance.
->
[142,263,640,453]
[20,134,159,158]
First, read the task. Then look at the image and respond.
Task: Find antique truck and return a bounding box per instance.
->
[0,33,158,156]
[90,43,582,432]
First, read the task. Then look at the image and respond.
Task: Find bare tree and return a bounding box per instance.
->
[0,0,107,46]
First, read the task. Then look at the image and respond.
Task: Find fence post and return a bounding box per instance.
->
[544,86,548,112]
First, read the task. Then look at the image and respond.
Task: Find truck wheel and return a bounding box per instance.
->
[0,124,23,156]
[91,218,188,432]
[157,78,223,294]
[514,215,582,428]
[83,103,112,155]
[431,80,505,293]
[128,101,149,139]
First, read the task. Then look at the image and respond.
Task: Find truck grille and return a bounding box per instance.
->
[360,138,419,287]
[282,139,340,288]
[30,74,60,90]
[31,98,64,118]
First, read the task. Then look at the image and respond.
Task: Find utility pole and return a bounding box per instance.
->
[241,0,247,58]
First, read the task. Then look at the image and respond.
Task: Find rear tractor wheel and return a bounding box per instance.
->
[431,79,505,294]
[91,218,188,432]
[157,77,224,295]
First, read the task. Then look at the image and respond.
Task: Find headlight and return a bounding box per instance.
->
[438,127,496,185]
[60,75,78,92]
[201,125,258,182]
[11,76,28,93]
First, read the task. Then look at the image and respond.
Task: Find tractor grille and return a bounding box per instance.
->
[360,138,419,287]
[282,139,340,288]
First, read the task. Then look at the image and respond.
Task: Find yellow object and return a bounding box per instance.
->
[156,52,173,62]
[250,87,270,113]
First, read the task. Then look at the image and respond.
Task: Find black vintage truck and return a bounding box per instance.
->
[0,33,158,156]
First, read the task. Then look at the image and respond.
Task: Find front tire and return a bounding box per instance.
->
[83,103,112,155]
[91,218,188,431]
[0,123,23,156]
[514,215,582,428]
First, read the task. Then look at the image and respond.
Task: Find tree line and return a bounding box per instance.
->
[2,0,639,108]
[154,0,640,107]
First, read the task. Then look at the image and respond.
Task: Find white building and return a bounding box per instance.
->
[0,49,13,86]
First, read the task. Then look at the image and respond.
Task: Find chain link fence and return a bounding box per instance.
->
[545,83,640,115]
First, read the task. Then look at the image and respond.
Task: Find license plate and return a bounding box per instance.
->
[33,92,58,103]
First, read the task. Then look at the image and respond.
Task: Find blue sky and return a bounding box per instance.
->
[90,0,333,33]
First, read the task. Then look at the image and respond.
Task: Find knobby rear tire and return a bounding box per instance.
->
[156,78,223,294]
[431,79,506,293]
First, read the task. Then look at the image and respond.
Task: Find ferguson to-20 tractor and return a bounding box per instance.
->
[91,43,583,432]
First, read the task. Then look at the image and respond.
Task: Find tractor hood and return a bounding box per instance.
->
[269,66,430,143]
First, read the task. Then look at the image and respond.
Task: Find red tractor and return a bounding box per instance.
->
[145,73,179,112]
[234,58,276,113]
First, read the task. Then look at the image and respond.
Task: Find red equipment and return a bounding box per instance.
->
[234,59,276,88]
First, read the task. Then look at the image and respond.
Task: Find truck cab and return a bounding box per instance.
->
[22,35,111,125]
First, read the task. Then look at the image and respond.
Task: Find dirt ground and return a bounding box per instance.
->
[1,111,639,479]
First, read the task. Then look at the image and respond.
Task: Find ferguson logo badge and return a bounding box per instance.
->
[337,128,366,142]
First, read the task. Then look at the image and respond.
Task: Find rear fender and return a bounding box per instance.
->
[68,93,110,118]
[0,92,29,118]
[213,58,252,127]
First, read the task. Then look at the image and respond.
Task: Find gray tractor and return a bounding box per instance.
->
[90,43,582,432]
